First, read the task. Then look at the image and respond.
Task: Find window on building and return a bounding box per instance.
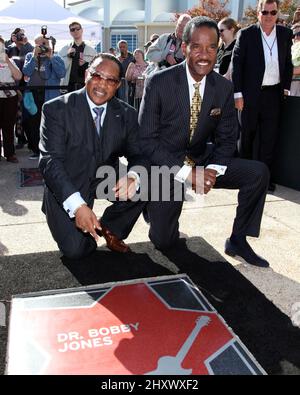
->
[111,32,137,53]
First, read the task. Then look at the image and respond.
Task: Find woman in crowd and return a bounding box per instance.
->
[0,37,22,163]
[217,17,240,76]
[290,23,300,97]
[125,49,148,111]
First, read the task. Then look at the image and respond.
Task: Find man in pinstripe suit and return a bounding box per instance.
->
[39,54,147,259]
[139,17,270,268]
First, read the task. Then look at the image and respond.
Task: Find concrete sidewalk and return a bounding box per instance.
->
[1,147,300,325]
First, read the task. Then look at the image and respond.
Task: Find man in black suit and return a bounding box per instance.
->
[139,16,270,268]
[232,0,293,192]
[39,53,146,259]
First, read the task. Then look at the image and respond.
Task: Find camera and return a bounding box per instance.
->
[38,42,49,54]
[15,32,25,42]
[39,26,56,53]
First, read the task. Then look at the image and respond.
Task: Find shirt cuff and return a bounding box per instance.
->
[206,164,227,177]
[127,170,140,191]
[234,92,243,99]
[63,192,86,218]
[175,165,193,184]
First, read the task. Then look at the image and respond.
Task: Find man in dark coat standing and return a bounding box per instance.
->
[232,0,293,191]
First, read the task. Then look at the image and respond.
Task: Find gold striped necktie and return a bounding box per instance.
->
[189,82,202,142]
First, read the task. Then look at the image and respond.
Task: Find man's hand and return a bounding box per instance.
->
[187,167,217,194]
[166,54,177,66]
[67,47,76,57]
[46,47,53,59]
[75,205,101,240]
[235,97,244,111]
[33,46,41,58]
[46,48,53,58]
[113,176,137,200]
[79,52,85,66]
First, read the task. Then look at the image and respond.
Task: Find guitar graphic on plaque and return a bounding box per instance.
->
[146,315,211,375]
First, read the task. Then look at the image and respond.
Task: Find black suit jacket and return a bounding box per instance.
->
[138,62,238,167]
[232,23,293,103]
[39,88,144,209]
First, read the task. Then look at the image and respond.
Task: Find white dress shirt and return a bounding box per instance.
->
[260,25,280,86]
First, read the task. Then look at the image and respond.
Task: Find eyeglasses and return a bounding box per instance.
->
[261,10,278,16]
[70,27,81,32]
[219,29,227,33]
[89,72,120,86]
[293,31,300,38]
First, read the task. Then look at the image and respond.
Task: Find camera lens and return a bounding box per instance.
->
[16,33,24,41]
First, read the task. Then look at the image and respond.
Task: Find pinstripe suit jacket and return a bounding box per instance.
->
[39,88,144,209]
[138,61,238,168]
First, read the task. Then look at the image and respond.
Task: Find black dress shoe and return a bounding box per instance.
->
[225,238,269,268]
[268,182,276,192]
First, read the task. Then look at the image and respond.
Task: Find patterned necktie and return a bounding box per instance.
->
[189,82,202,142]
[93,107,104,136]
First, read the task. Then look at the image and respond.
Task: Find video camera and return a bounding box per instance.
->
[39,25,56,53]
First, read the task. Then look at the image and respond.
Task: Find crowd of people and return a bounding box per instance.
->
[0,0,298,269]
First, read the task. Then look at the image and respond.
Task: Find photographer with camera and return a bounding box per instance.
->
[145,14,191,70]
[23,33,65,159]
[59,22,96,92]
[7,28,33,69]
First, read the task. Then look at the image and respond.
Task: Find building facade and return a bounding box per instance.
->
[68,0,257,52]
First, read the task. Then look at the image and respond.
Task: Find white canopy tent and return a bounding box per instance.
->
[0,0,101,47]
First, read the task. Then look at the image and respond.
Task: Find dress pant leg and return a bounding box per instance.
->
[145,177,185,250]
[258,87,281,174]
[147,199,184,250]
[240,105,259,160]
[43,189,97,260]
[101,199,148,240]
[214,158,269,237]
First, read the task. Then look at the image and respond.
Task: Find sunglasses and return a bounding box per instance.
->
[89,72,120,87]
[293,32,300,38]
[70,27,81,32]
[261,10,278,16]
[219,29,227,33]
